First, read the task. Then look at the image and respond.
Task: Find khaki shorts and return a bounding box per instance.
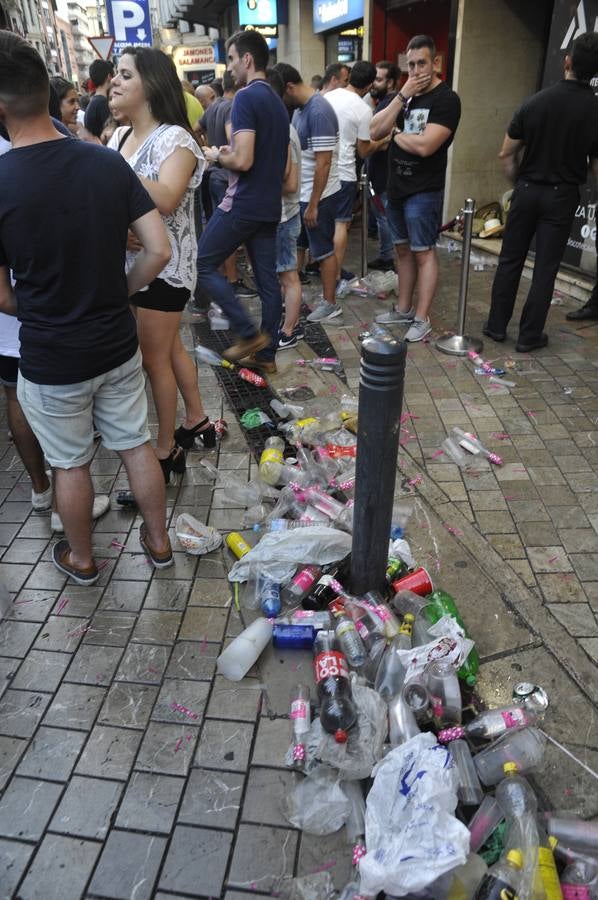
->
[17,349,150,469]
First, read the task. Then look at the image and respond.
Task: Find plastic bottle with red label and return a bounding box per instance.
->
[281,564,322,606]
[313,629,357,743]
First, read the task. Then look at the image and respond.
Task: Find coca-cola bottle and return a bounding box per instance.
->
[313,630,357,743]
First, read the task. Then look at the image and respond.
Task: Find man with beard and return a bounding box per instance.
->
[367,60,399,270]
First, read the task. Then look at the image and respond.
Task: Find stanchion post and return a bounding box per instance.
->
[359,172,368,279]
[350,333,407,595]
[435,198,483,357]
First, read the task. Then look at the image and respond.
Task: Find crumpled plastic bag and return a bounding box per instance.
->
[228,526,352,584]
[282,872,336,900]
[175,514,222,555]
[388,537,416,569]
[285,680,387,781]
[396,615,474,681]
[359,732,470,897]
[283,766,351,834]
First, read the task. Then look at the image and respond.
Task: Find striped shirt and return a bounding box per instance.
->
[292,92,341,203]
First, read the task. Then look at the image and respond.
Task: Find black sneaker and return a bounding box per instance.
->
[299,271,311,285]
[340,267,355,281]
[368,257,395,271]
[294,324,305,341]
[306,261,320,276]
[278,331,298,350]
[232,279,258,298]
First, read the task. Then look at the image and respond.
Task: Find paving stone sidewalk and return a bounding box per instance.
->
[0,239,597,899]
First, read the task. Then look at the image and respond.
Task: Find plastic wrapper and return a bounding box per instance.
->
[283,766,351,834]
[228,526,352,585]
[282,872,337,900]
[175,514,222,555]
[285,680,387,781]
[358,733,470,897]
[396,615,474,682]
[388,537,416,569]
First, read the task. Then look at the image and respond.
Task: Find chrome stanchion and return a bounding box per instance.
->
[359,172,368,279]
[436,198,483,356]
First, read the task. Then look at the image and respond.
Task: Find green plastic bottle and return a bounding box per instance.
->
[423,589,479,686]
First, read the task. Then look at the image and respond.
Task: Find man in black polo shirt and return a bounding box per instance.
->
[485,32,598,352]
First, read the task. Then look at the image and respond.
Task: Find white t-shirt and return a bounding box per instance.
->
[281,124,301,224]
[323,88,372,183]
[0,139,20,358]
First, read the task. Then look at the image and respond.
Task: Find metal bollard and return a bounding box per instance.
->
[359,172,369,279]
[350,333,407,595]
[436,198,483,357]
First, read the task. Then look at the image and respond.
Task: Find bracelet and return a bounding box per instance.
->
[398,91,408,104]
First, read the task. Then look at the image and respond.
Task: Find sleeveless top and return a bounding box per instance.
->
[109,123,205,291]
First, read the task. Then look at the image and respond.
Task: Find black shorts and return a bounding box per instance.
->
[131,278,190,313]
[0,354,18,386]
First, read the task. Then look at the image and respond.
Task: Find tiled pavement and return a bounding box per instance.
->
[0,239,597,898]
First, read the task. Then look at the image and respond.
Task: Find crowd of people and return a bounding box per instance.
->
[1,24,598,585]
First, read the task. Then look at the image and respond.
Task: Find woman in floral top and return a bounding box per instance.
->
[110,47,214,483]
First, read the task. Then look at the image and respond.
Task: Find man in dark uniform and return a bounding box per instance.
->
[485,32,598,352]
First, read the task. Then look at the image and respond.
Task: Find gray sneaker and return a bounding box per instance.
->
[306,301,343,322]
[404,318,432,342]
[375,306,415,325]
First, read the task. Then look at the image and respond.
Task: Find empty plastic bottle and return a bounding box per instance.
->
[426,659,462,726]
[546,817,598,857]
[560,858,598,899]
[313,630,357,743]
[281,565,322,605]
[237,367,267,388]
[450,738,484,806]
[290,685,311,769]
[195,343,234,368]
[333,612,366,668]
[270,398,291,419]
[473,849,523,900]
[259,437,286,486]
[259,577,281,617]
[423,589,479,686]
[388,691,420,747]
[438,704,538,743]
[402,673,432,724]
[374,613,414,702]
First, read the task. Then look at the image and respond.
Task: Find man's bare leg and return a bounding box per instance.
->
[4,386,49,494]
[413,247,438,320]
[396,243,418,312]
[119,442,169,551]
[53,465,94,568]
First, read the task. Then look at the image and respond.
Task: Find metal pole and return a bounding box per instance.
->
[359,172,368,279]
[351,333,407,596]
[435,198,483,357]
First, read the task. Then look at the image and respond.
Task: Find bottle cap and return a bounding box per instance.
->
[334,728,348,744]
[503,761,519,775]
[506,849,524,869]
[465,673,477,687]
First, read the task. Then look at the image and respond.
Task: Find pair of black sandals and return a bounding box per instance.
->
[159,416,216,484]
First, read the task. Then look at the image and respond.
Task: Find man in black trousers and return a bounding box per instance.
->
[484,32,598,352]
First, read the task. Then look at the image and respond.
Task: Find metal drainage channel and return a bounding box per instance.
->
[191,316,345,462]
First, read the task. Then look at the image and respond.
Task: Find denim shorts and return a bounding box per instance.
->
[335,180,358,222]
[300,191,339,261]
[17,348,150,469]
[276,213,301,273]
[387,190,444,251]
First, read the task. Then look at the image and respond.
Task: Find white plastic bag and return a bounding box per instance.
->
[359,732,470,897]
[228,526,352,584]
[283,766,351,835]
[175,514,222,555]
[396,615,474,682]
[282,872,336,900]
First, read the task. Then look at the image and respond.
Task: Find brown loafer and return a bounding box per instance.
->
[139,523,174,569]
[237,353,277,374]
[52,539,99,585]
[222,331,270,362]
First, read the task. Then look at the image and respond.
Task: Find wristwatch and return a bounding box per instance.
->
[398,91,408,104]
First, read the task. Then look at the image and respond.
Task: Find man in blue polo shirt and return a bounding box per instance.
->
[197,30,289,373]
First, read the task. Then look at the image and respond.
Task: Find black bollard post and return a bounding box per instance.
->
[350,333,407,596]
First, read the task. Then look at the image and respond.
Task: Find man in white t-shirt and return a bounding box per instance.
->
[324,61,382,292]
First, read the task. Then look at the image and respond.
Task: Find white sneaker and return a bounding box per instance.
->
[335,278,351,298]
[31,477,53,511]
[306,301,343,322]
[51,495,111,532]
[375,306,415,325]
[404,317,432,342]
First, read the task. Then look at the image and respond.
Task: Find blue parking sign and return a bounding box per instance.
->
[107,0,152,53]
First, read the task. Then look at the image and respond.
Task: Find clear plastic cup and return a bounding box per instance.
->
[473,726,546,786]
[468,795,505,852]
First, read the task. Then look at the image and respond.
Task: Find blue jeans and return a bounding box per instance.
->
[387,190,444,251]
[370,191,393,260]
[197,208,282,361]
